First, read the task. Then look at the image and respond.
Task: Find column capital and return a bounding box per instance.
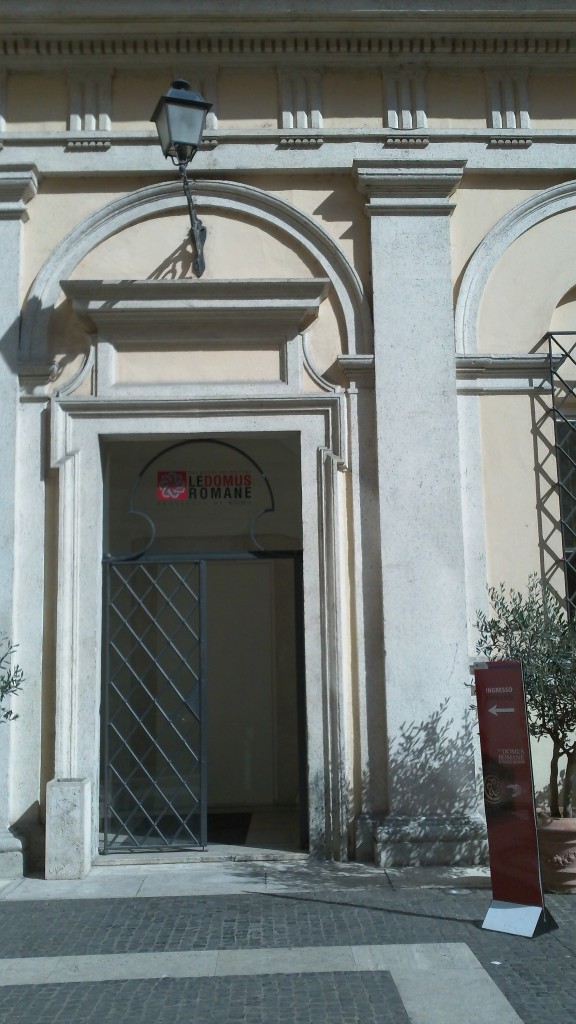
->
[354,159,466,216]
[0,167,39,221]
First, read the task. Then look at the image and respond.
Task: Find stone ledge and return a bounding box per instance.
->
[375,814,487,843]
[358,813,488,869]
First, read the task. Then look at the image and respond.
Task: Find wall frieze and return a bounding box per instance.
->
[2,33,576,66]
[2,133,575,179]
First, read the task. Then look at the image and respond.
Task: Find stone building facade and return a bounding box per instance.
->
[1,0,576,877]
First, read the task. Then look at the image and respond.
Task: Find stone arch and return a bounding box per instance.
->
[455,179,576,354]
[20,178,372,370]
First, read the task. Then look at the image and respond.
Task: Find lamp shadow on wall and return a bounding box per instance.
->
[147,234,196,280]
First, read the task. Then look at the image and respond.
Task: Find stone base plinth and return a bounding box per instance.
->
[0,828,23,878]
[45,778,91,880]
[362,814,488,868]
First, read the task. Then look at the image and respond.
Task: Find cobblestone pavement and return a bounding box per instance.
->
[0,972,413,1024]
[0,864,574,1023]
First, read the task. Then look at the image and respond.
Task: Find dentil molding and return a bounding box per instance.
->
[2,33,576,67]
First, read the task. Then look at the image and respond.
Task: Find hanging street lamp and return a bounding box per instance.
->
[151,79,213,277]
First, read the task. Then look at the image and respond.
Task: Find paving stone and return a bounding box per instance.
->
[0,890,487,958]
[0,885,574,1022]
[0,973,410,1024]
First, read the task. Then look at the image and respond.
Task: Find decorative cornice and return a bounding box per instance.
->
[62,278,331,340]
[456,353,553,375]
[0,167,38,220]
[19,360,60,394]
[3,33,576,66]
[337,355,375,388]
[455,353,556,393]
[354,159,465,215]
[49,392,348,472]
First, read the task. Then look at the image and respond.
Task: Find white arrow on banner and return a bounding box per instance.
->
[488,705,514,716]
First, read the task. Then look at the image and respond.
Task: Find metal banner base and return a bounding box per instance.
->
[482,900,558,938]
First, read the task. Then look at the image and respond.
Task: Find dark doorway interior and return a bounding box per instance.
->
[99,436,307,855]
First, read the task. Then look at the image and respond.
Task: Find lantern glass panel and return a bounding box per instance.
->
[153,103,171,157]
[166,102,207,152]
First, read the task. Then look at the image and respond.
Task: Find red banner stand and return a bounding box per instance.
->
[473,660,558,938]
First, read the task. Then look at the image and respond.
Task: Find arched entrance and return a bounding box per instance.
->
[19,177,374,877]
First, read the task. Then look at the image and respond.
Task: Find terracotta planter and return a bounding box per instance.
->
[538,816,576,893]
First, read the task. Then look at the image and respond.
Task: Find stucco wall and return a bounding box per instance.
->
[5,2,576,870]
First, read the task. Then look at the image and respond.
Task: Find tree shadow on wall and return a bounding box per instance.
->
[387,697,482,819]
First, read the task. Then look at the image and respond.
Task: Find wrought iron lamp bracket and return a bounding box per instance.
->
[171,150,206,278]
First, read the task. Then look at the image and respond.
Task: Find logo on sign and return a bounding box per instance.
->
[156,469,253,504]
[157,470,187,501]
[484,772,505,805]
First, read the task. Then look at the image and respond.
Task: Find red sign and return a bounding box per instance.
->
[474,660,543,908]
[157,470,187,501]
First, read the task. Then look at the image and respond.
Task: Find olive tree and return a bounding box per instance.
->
[475,576,576,818]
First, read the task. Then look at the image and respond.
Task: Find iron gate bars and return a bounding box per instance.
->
[549,332,576,619]
[102,558,206,852]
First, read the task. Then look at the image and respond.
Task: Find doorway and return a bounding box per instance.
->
[99,436,306,855]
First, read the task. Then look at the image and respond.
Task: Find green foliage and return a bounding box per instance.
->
[0,636,23,725]
[475,576,576,817]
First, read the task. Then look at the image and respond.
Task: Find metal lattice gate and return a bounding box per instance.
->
[101,558,206,852]
[549,332,576,619]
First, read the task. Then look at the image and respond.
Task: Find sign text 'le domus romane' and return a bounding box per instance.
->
[157,470,253,503]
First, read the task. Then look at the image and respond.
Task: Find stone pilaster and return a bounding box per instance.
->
[354,160,485,866]
[0,168,38,876]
